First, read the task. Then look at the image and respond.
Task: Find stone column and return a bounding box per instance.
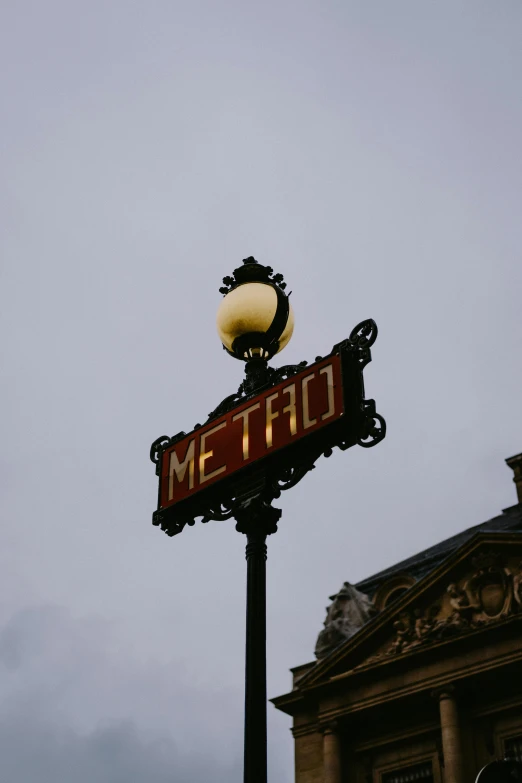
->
[434,687,464,783]
[322,722,342,783]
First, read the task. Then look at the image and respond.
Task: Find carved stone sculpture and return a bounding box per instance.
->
[315,582,377,659]
[414,606,438,641]
[445,582,478,630]
[390,614,411,653]
[361,552,521,665]
[465,552,513,621]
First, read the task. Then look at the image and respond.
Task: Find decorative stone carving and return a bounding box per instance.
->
[387,605,441,655]
[315,582,377,659]
[465,552,513,620]
[447,582,478,620]
[360,552,522,665]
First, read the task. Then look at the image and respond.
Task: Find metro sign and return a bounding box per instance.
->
[161,355,343,508]
[150,321,385,536]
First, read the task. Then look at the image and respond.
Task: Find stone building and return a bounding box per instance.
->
[271,453,522,783]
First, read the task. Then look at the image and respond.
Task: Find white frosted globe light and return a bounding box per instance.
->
[216,282,294,358]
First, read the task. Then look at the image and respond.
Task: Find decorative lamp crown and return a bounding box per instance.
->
[216,256,294,361]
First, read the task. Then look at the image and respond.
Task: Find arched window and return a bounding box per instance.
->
[383,586,409,608]
[373,574,416,611]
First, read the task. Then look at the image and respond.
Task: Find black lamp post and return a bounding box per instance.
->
[216,257,294,783]
[150,256,386,783]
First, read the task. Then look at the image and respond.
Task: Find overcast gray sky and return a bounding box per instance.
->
[1,1,521,781]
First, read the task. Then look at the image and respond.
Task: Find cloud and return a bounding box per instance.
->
[0,606,243,783]
[0,717,243,783]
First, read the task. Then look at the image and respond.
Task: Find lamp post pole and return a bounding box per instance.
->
[243,527,268,783]
[235,501,280,783]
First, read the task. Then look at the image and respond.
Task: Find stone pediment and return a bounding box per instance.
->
[299,533,522,688]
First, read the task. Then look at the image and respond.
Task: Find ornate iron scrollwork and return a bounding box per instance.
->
[205,361,309,424]
[150,432,187,475]
[357,399,386,448]
[267,361,308,384]
[350,318,378,348]
[348,319,378,370]
[218,256,288,296]
[201,500,235,524]
[269,462,316,498]
[150,436,171,465]
[207,393,244,423]
[152,510,188,537]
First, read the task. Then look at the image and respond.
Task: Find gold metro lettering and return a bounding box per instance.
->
[162,357,343,508]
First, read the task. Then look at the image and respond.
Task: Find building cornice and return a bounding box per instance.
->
[310,642,522,719]
[271,599,522,716]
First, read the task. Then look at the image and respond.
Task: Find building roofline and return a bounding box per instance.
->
[356,504,521,596]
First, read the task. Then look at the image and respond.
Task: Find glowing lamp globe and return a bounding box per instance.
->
[216,257,294,361]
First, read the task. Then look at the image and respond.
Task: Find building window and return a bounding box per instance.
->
[373,575,416,611]
[383,587,409,607]
[505,736,522,762]
[382,762,433,783]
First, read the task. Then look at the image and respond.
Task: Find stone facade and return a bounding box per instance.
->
[271,452,522,783]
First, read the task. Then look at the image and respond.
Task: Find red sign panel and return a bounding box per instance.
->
[159,355,344,510]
